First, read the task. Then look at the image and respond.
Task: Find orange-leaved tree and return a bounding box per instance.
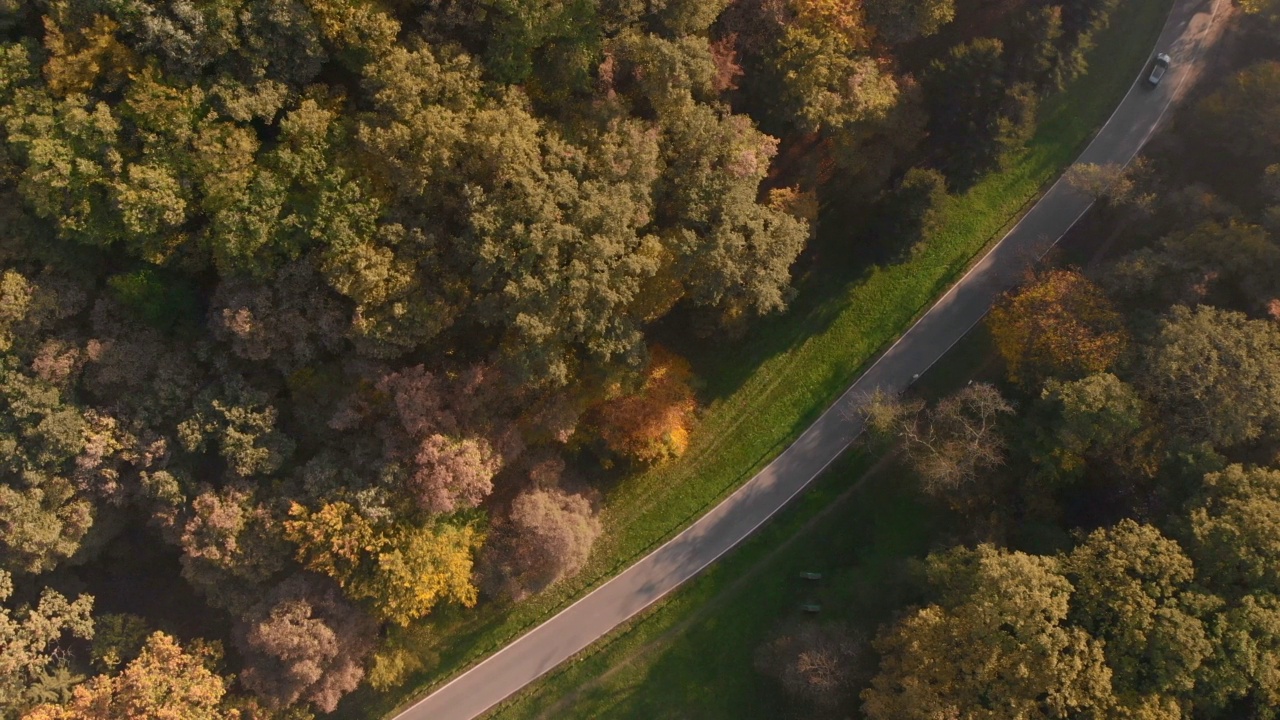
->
[24,633,235,720]
[988,269,1129,389]
[594,347,698,465]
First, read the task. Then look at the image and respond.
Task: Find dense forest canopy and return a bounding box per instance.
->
[0,0,1134,716]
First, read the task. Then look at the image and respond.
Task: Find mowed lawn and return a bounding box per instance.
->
[488,283,1007,720]
[490,448,937,720]
[339,0,1174,715]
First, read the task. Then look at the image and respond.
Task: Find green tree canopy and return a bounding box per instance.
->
[865,0,955,44]
[863,545,1114,720]
[922,38,1037,183]
[1137,306,1280,449]
[1192,61,1280,169]
[0,571,94,718]
[1106,221,1280,315]
[774,26,899,133]
[1032,373,1161,484]
[1185,465,1280,597]
[0,360,92,575]
[1062,521,1213,704]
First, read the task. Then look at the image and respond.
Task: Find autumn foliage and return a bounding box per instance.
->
[988,269,1129,389]
[480,486,603,600]
[792,0,871,50]
[772,40,1280,720]
[24,633,236,720]
[594,348,698,465]
[282,501,482,626]
[0,0,1146,713]
[234,573,376,713]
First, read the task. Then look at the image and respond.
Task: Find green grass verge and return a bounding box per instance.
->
[336,0,1173,715]
[491,450,934,720]
[485,276,1000,720]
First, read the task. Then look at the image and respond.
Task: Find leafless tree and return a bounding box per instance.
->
[755,621,864,710]
[861,383,1013,495]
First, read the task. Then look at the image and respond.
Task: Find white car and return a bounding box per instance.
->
[1147,53,1171,86]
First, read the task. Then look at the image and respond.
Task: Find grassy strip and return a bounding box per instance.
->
[487,272,1003,720]
[339,0,1172,715]
[491,449,932,720]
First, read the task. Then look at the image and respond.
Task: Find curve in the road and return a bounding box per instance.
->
[393,1,1223,717]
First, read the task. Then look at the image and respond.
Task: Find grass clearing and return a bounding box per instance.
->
[491,450,935,720]
[336,0,1174,715]
[485,262,1000,720]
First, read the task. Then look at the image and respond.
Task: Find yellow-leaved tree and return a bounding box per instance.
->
[41,10,137,97]
[987,269,1129,390]
[283,501,482,626]
[359,522,482,627]
[282,501,383,588]
[791,0,871,50]
[1237,0,1280,28]
[24,633,236,720]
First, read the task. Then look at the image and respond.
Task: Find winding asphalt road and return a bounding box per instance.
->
[394,0,1224,717]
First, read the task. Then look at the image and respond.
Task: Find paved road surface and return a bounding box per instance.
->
[394,1,1224,717]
